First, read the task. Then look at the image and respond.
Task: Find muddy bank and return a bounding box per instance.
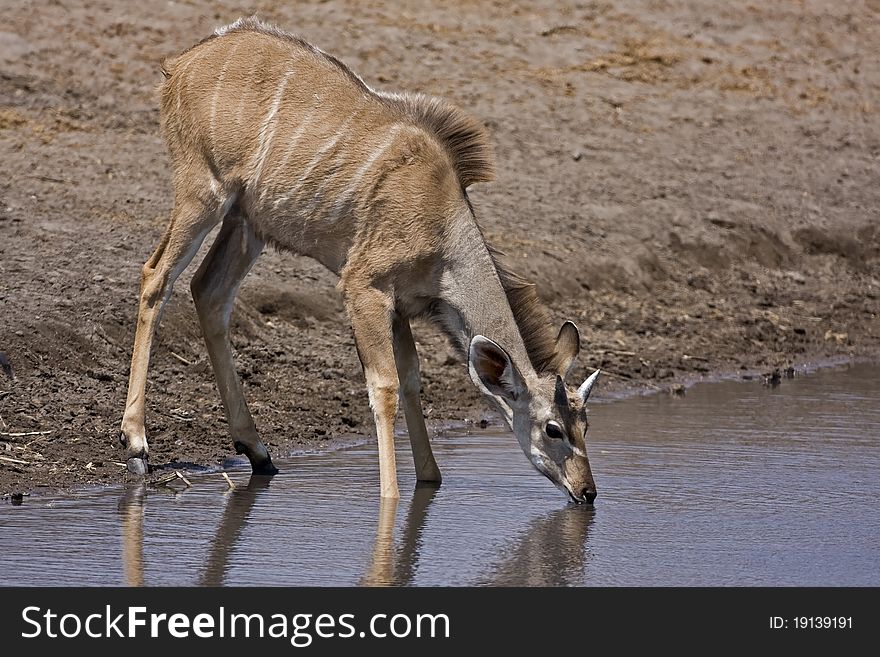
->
[1,1,878,499]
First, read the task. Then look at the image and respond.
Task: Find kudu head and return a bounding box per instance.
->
[468,322,600,504]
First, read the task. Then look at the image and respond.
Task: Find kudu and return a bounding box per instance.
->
[119,17,601,502]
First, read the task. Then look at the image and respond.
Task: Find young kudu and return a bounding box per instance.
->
[119,18,601,502]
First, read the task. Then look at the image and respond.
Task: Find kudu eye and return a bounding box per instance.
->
[545,421,565,440]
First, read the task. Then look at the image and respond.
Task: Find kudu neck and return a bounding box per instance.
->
[439,211,537,380]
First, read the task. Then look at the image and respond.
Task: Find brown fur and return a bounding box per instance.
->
[160,16,494,192]
[120,17,589,502]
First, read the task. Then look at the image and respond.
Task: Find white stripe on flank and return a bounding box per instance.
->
[209,43,240,145]
[347,125,404,194]
[173,46,210,128]
[318,124,404,222]
[272,110,360,210]
[260,107,317,202]
[250,71,295,187]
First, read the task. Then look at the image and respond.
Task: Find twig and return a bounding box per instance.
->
[540,24,579,37]
[0,455,30,465]
[169,352,194,366]
[596,369,632,380]
[221,472,235,489]
[0,391,11,399]
[154,473,179,486]
[0,430,53,437]
[175,470,192,487]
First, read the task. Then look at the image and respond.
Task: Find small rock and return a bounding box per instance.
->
[669,384,686,397]
[0,352,13,379]
[86,369,114,382]
[572,151,583,161]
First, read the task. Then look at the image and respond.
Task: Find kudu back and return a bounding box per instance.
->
[120,17,601,501]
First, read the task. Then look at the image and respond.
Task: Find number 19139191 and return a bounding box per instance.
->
[770,616,852,629]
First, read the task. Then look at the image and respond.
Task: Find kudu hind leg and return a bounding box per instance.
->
[190,216,276,474]
[344,284,400,499]
[120,198,218,473]
[392,316,441,483]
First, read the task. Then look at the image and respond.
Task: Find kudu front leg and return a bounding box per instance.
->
[392,316,441,483]
[191,216,276,474]
[344,285,400,499]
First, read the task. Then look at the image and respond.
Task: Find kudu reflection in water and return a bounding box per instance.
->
[361,484,438,587]
[117,484,146,587]
[118,476,590,585]
[117,476,437,586]
[117,475,273,586]
[483,505,594,586]
[200,475,274,586]
[360,486,593,586]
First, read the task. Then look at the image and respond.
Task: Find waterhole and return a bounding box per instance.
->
[1,362,877,585]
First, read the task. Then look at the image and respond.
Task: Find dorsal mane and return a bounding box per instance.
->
[381,92,496,189]
[213,15,296,40]
[487,245,560,374]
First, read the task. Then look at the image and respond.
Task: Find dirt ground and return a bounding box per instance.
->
[1,0,878,500]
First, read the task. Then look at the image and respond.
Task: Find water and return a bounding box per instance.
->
[1,362,878,586]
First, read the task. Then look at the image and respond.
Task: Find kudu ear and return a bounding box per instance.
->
[578,369,601,402]
[468,336,525,404]
[549,321,580,378]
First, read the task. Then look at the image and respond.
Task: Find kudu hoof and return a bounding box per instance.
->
[233,440,279,475]
[126,457,149,476]
[251,460,279,476]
